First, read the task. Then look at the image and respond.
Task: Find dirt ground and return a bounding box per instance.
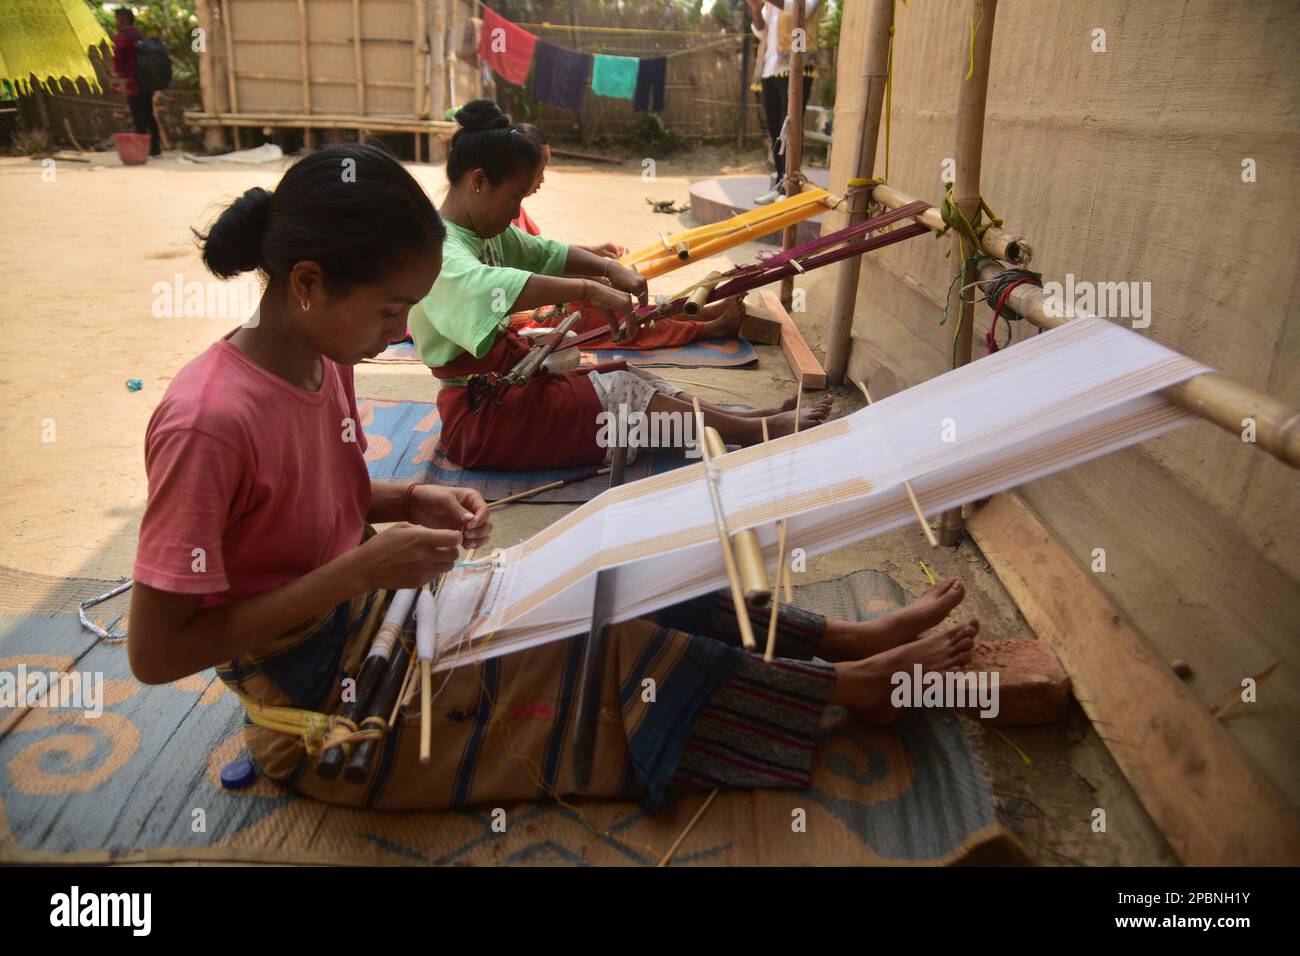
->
[0,148,1173,865]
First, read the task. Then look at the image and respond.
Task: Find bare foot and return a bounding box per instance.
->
[695,296,745,339]
[737,393,833,420]
[754,397,833,439]
[829,619,979,725]
[819,578,967,661]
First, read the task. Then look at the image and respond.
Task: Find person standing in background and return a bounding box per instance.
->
[111,6,162,157]
[747,0,822,204]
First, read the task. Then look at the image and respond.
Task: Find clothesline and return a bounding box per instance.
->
[477,2,741,112]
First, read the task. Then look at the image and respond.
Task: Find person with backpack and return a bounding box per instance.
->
[111,7,170,157]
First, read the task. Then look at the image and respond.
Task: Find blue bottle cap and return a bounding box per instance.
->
[220,758,256,789]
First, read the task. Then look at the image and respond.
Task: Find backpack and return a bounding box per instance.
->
[133,34,172,92]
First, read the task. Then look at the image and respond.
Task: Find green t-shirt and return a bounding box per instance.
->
[409,221,570,368]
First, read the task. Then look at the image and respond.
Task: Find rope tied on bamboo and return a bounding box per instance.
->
[936,181,1004,256]
[982,267,1043,353]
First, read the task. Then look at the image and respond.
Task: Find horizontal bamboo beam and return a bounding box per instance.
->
[231,70,413,89]
[872,182,1032,265]
[231,35,414,45]
[184,110,456,135]
[974,260,1300,469]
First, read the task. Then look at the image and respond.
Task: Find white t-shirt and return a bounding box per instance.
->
[754,0,822,79]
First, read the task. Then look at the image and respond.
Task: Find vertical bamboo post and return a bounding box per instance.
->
[219,0,240,149]
[296,0,313,150]
[938,0,998,547]
[351,0,366,118]
[414,0,428,117]
[736,30,751,149]
[194,0,226,151]
[778,0,807,309]
[824,0,893,385]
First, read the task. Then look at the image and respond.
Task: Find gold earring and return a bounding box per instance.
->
[300,298,310,312]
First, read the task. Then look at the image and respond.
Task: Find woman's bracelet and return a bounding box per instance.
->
[402,481,421,523]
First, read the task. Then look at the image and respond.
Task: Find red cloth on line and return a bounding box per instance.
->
[512,204,542,236]
[133,338,371,605]
[433,326,606,470]
[510,300,702,350]
[478,8,538,86]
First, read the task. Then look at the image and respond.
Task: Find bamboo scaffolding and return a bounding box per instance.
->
[825,0,894,385]
[939,0,998,546]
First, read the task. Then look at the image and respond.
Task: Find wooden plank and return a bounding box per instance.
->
[967,491,1300,866]
[757,289,826,389]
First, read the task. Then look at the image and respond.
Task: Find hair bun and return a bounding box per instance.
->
[454,99,510,133]
[200,187,272,278]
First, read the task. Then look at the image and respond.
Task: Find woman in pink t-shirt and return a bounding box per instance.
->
[129,142,978,814]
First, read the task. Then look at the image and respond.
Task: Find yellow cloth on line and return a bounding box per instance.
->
[0,0,109,95]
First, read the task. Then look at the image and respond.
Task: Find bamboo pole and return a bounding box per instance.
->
[974,259,1300,469]
[414,0,428,123]
[778,0,807,308]
[691,400,759,649]
[825,0,894,386]
[194,0,226,151]
[295,0,313,149]
[219,0,240,149]
[701,427,770,609]
[939,0,998,547]
[351,0,366,115]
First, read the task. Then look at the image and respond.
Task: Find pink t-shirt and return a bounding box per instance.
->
[133,338,372,605]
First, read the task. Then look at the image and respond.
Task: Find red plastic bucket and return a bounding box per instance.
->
[113,132,152,165]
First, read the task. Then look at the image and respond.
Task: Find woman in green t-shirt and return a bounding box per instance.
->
[408,100,830,471]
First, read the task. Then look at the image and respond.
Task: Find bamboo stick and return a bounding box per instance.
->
[939,0,998,547]
[701,427,770,608]
[184,110,455,134]
[414,0,428,120]
[691,398,758,649]
[219,0,240,149]
[657,789,718,867]
[230,71,413,89]
[351,0,366,114]
[825,0,894,385]
[854,379,938,547]
[779,0,808,308]
[193,0,225,151]
[295,0,311,133]
[635,202,825,280]
[761,417,789,663]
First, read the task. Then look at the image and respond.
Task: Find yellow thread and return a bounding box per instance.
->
[918,560,937,585]
[991,726,1032,767]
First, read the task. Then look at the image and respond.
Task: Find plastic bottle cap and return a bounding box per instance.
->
[220,758,257,789]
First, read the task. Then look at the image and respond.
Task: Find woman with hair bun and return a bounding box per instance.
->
[410,99,830,471]
[128,144,976,814]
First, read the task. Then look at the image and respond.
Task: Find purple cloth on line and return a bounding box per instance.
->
[532,40,592,111]
[633,57,666,112]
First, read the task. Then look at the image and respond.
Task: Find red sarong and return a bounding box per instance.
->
[434,327,612,471]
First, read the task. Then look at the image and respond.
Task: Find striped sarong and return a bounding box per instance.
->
[218,590,836,811]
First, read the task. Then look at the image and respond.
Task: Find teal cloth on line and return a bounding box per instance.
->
[591,54,638,100]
